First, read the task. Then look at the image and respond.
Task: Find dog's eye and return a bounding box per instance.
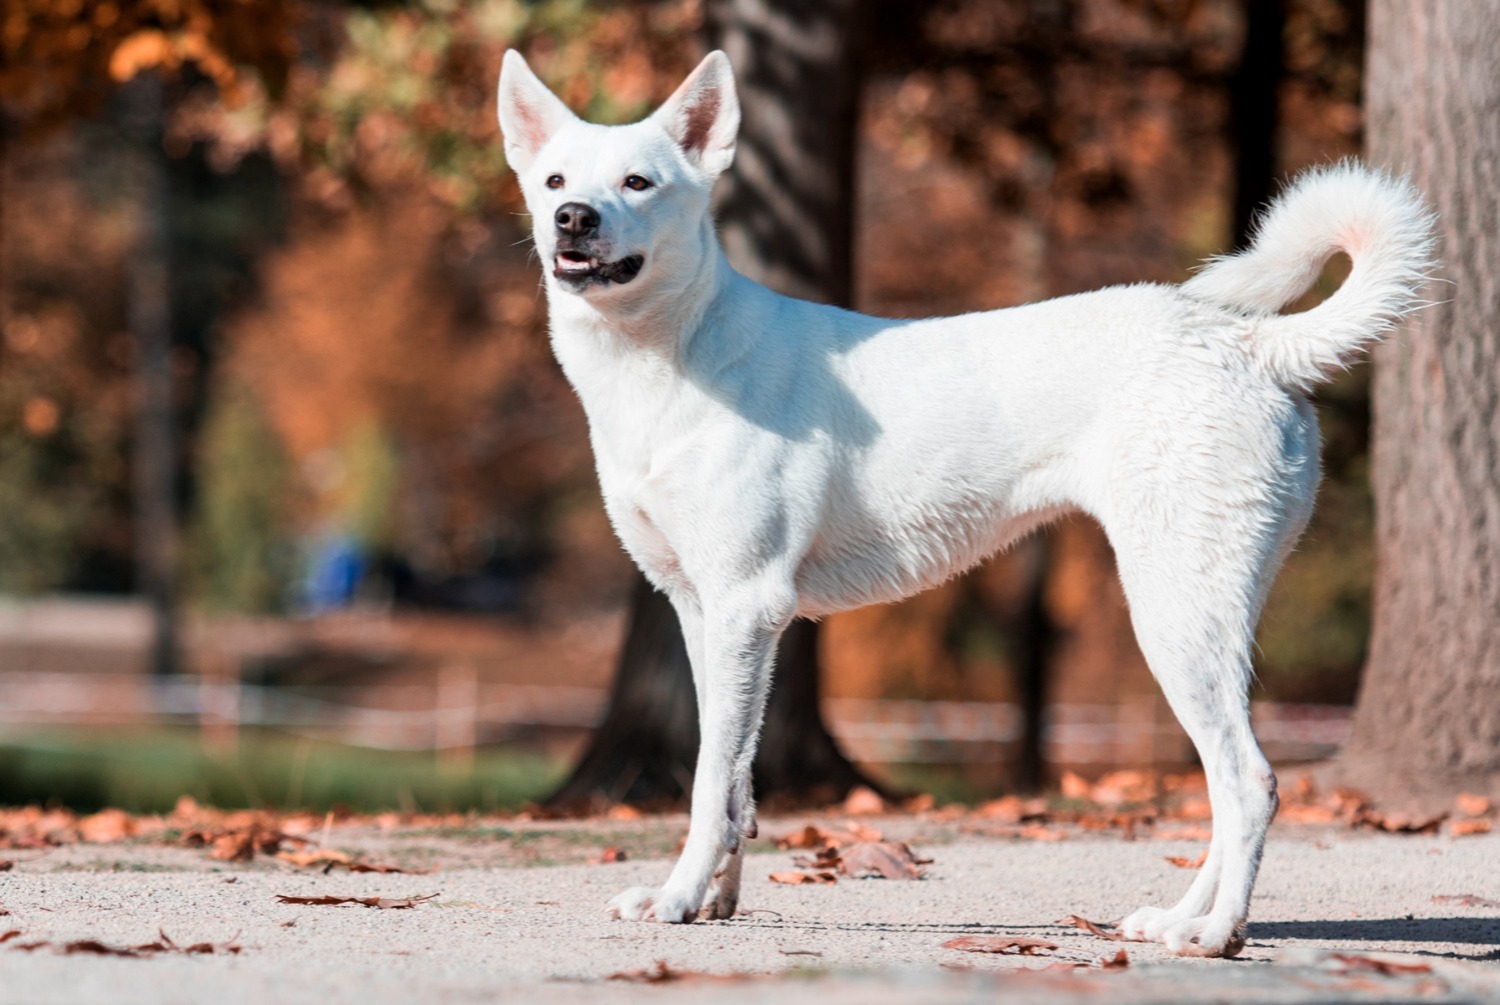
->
[623,174,653,192]
[545,174,565,190]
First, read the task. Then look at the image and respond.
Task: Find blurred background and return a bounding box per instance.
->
[0,0,1370,814]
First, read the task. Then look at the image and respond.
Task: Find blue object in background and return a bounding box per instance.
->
[301,531,366,613]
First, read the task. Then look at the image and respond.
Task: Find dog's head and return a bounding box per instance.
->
[498,50,738,300]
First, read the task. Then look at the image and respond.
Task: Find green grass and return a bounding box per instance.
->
[0,727,568,814]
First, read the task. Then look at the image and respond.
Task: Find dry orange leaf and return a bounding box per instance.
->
[1432,893,1500,908]
[836,841,931,880]
[1060,771,1092,800]
[1164,850,1208,869]
[943,935,1057,956]
[210,831,257,863]
[769,870,836,885]
[775,823,880,851]
[1361,811,1446,835]
[274,893,437,909]
[592,846,628,864]
[77,809,137,844]
[608,960,721,983]
[1099,948,1131,969]
[1449,818,1492,837]
[276,849,352,868]
[1456,793,1492,818]
[1324,953,1432,976]
[842,786,886,816]
[1064,915,1124,941]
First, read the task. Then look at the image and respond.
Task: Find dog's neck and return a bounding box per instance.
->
[546,216,738,363]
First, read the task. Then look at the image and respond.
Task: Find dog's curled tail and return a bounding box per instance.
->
[1183,162,1437,392]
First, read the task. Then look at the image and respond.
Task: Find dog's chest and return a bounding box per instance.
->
[571,367,699,592]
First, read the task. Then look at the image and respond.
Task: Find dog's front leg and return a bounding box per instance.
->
[608,588,789,923]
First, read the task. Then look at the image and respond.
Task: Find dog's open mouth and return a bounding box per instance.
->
[553,251,645,287]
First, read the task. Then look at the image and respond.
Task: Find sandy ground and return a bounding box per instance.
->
[1,816,1498,1004]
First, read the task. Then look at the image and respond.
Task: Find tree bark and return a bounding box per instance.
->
[547,0,880,809]
[1338,0,1500,803]
[1228,0,1285,250]
[124,73,180,680]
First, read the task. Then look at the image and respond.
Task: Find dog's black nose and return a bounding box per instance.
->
[554,202,600,237]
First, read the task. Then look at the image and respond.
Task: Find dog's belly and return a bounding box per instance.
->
[793,492,1067,619]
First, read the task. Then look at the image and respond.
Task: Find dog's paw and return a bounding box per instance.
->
[606,886,699,924]
[700,881,738,920]
[1119,905,1176,943]
[1160,915,1247,958]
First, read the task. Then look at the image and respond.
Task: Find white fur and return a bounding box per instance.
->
[498,51,1436,956]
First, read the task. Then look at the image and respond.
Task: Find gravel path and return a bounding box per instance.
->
[1,817,1498,1003]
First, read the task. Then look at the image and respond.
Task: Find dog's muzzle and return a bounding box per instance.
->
[552,201,644,289]
[552,247,645,288]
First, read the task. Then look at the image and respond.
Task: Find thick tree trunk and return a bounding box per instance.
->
[1228,0,1284,250]
[124,73,180,680]
[1338,0,1500,803]
[547,0,880,810]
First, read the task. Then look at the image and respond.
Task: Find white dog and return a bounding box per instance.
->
[498,49,1433,957]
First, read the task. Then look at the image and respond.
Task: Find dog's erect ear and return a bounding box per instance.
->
[652,50,740,177]
[497,50,577,173]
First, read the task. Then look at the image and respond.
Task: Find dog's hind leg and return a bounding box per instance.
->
[1105,504,1295,958]
[608,583,791,923]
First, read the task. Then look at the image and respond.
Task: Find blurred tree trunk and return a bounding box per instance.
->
[1228,0,1285,249]
[124,73,180,679]
[547,0,881,809]
[1337,0,1500,804]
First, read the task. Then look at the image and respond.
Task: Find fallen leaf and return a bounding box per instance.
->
[842,786,886,816]
[903,793,936,813]
[943,935,1058,956]
[1277,803,1340,824]
[1060,771,1092,800]
[1099,948,1130,969]
[836,841,930,880]
[975,796,1027,823]
[591,847,628,864]
[791,846,842,870]
[1324,953,1432,976]
[0,861,11,872]
[769,871,836,885]
[1064,915,1123,941]
[1164,850,1208,869]
[606,804,642,821]
[343,861,428,874]
[1360,811,1446,835]
[274,893,438,909]
[77,809,137,844]
[1432,894,1500,908]
[0,930,20,944]
[608,960,704,983]
[1456,793,1491,818]
[62,940,140,958]
[1090,770,1158,806]
[775,823,879,851]
[277,849,352,868]
[1449,818,1491,837]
